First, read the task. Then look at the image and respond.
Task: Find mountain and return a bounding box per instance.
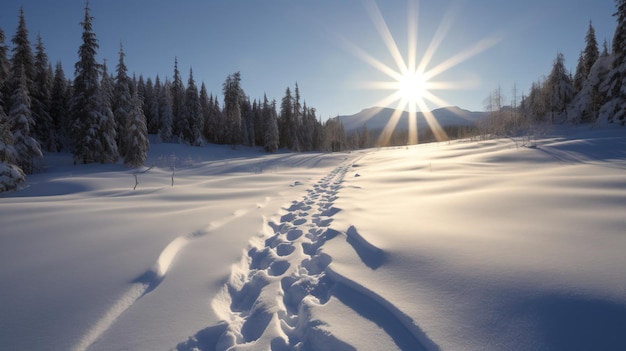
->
[338,106,489,133]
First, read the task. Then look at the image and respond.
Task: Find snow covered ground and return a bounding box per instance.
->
[1,125,625,351]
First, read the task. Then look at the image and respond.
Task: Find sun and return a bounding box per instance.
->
[397,70,428,108]
[345,0,499,146]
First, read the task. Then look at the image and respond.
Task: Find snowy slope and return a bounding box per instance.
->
[1,126,625,351]
[338,106,488,132]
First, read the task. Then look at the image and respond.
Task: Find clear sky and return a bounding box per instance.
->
[0,0,617,118]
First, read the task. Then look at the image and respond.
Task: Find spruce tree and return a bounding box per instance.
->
[292,83,302,151]
[583,21,599,78]
[50,61,69,148]
[9,6,35,108]
[598,0,626,124]
[602,39,610,56]
[253,97,264,147]
[124,89,148,167]
[158,78,173,142]
[545,52,574,121]
[263,95,279,152]
[300,103,316,151]
[99,61,119,163]
[114,45,132,156]
[171,58,185,140]
[199,82,212,142]
[0,27,10,109]
[279,87,293,149]
[9,64,42,174]
[184,68,202,145]
[70,1,106,164]
[0,67,25,191]
[151,76,163,135]
[0,105,25,191]
[204,93,222,144]
[573,51,586,93]
[144,77,159,134]
[32,34,57,151]
[241,97,254,147]
[222,72,243,146]
[212,94,224,144]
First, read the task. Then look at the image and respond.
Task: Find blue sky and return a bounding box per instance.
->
[0,0,617,118]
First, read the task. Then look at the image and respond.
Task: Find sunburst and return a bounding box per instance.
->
[348,0,499,146]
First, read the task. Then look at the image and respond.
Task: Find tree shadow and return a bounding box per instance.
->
[513,293,626,351]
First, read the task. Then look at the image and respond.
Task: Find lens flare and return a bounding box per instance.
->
[348,0,499,146]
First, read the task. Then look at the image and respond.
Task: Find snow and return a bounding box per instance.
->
[1,125,625,351]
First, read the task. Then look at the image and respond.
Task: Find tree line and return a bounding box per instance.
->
[481,0,626,139]
[0,3,351,192]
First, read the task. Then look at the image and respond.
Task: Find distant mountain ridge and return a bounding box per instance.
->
[338,106,489,132]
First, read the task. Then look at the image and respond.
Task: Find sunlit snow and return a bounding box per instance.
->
[1,126,625,351]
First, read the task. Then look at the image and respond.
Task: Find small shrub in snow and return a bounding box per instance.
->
[0,162,25,192]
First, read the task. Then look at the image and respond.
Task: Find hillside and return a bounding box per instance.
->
[337,106,489,133]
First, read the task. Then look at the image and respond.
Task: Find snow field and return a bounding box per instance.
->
[1,125,625,350]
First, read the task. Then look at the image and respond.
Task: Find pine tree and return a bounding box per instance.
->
[300,103,318,151]
[0,104,25,191]
[222,72,243,146]
[613,0,626,58]
[598,0,626,124]
[545,52,574,121]
[171,58,185,140]
[204,93,222,144]
[323,117,347,152]
[279,87,293,149]
[50,61,69,148]
[98,61,119,163]
[144,77,159,134]
[521,80,548,122]
[602,39,610,56]
[0,27,10,109]
[114,45,132,156]
[253,97,264,147]
[124,89,148,167]
[263,95,279,152]
[32,34,58,151]
[9,6,35,110]
[135,75,147,129]
[583,21,599,78]
[136,74,146,104]
[9,64,42,174]
[250,99,260,147]
[184,68,202,145]
[212,94,224,144]
[199,82,212,142]
[158,78,173,142]
[292,83,302,151]
[573,51,586,93]
[241,97,254,147]
[70,1,106,164]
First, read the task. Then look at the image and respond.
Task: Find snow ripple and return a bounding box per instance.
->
[72,208,252,351]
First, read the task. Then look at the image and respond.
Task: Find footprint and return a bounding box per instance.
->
[286,229,303,241]
[249,247,273,270]
[268,260,290,276]
[302,252,332,275]
[276,243,296,257]
[293,218,307,225]
[281,213,296,223]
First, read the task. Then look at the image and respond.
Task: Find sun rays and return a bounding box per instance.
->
[348,0,499,146]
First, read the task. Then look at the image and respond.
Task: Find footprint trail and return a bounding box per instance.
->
[176,162,438,350]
